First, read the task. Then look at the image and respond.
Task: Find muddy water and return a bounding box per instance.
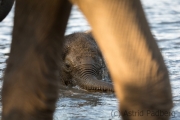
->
[0,0,180,119]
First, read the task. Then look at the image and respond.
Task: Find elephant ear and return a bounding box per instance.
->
[0,0,14,22]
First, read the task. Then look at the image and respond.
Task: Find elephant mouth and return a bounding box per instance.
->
[72,64,114,91]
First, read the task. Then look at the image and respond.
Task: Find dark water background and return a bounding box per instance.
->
[0,0,180,119]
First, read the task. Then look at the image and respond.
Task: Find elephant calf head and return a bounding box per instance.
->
[60,32,114,92]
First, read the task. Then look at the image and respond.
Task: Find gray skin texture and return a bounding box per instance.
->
[0,0,14,21]
[60,32,113,91]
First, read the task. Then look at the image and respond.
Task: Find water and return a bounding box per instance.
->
[0,0,180,119]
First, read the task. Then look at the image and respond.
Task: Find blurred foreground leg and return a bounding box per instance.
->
[2,0,72,120]
[71,0,173,119]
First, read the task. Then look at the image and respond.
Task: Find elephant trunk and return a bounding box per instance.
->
[73,64,114,91]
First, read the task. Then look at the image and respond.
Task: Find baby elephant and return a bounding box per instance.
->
[60,32,113,92]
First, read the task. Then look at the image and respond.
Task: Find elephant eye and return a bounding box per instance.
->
[64,60,72,72]
[65,63,70,68]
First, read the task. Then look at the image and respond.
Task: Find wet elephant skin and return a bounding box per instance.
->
[60,32,113,92]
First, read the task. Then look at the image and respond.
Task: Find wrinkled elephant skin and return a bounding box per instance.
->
[60,32,113,91]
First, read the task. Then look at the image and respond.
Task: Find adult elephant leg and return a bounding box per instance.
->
[2,0,72,120]
[0,0,14,21]
[71,0,173,120]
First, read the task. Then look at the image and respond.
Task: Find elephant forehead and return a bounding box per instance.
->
[68,36,96,47]
[70,47,99,57]
[67,49,101,63]
[73,42,96,50]
[73,46,97,52]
